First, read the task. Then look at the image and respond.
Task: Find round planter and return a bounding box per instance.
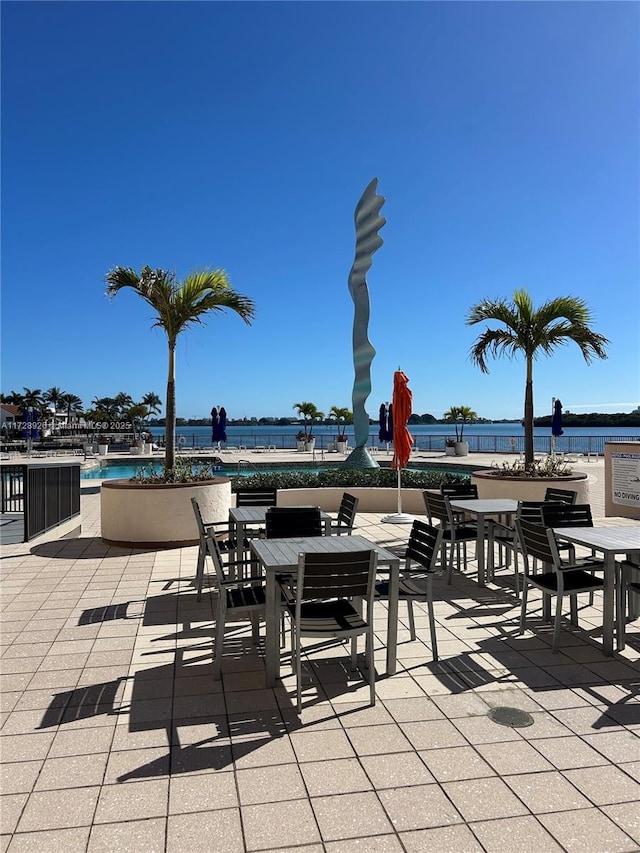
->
[454,441,469,457]
[129,446,141,455]
[471,469,589,503]
[144,443,153,454]
[305,440,316,452]
[98,445,109,456]
[336,440,348,454]
[296,440,306,452]
[445,446,456,457]
[101,477,231,548]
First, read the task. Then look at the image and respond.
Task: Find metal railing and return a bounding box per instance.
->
[1,463,81,541]
[155,432,638,456]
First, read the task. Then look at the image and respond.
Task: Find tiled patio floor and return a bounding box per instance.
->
[1,465,640,852]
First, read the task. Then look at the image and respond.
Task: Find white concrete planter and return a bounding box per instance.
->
[454,441,469,457]
[129,446,141,455]
[445,446,456,456]
[144,443,153,454]
[296,440,306,452]
[305,440,316,452]
[98,445,109,456]
[471,470,589,503]
[336,440,348,454]
[101,477,231,548]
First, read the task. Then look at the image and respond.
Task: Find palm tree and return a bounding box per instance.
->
[467,289,609,466]
[4,390,25,407]
[106,265,255,471]
[443,405,477,443]
[141,391,162,418]
[22,387,43,407]
[92,397,119,420]
[329,405,352,439]
[140,391,162,436]
[114,392,134,418]
[293,402,323,439]
[60,393,83,426]
[43,387,64,431]
[125,404,149,442]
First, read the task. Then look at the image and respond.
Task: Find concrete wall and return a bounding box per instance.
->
[272,487,427,514]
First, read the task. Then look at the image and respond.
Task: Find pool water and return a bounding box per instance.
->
[82,461,331,480]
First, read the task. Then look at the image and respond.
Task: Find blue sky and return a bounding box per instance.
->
[2,1,638,422]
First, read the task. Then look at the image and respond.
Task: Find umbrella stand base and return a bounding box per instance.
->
[381,512,415,524]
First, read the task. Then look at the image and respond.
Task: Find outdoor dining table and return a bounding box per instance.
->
[551,525,640,656]
[250,534,401,688]
[229,505,333,562]
[448,498,519,587]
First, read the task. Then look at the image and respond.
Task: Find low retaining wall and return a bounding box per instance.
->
[273,487,426,514]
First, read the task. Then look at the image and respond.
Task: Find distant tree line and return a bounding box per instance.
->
[534,411,640,428]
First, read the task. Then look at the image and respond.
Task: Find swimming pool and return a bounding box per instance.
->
[81,461,331,480]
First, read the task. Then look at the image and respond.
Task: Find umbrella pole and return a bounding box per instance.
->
[381,467,415,524]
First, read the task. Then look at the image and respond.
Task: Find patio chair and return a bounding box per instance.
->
[516,518,605,652]
[374,519,439,660]
[423,490,477,584]
[618,560,640,651]
[235,487,277,507]
[540,503,600,566]
[265,506,323,539]
[329,492,359,535]
[544,487,577,505]
[440,482,479,526]
[279,549,378,711]
[487,501,549,596]
[207,530,266,680]
[191,498,254,599]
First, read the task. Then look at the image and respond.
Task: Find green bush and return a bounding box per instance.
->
[230,468,469,492]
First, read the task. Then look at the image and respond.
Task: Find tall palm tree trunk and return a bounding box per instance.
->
[524,356,534,466]
[165,343,176,470]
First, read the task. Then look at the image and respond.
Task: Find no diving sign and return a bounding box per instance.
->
[612,453,640,507]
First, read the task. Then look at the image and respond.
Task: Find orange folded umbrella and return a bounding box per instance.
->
[391,370,413,471]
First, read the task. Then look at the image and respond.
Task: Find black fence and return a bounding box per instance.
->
[0,463,81,542]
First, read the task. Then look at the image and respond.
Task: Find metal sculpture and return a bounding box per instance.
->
[343,178,386,470]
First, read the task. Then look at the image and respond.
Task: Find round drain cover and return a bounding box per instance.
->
[488,706,534,728]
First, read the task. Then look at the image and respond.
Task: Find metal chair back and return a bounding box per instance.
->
[544,487,577,505]
[333,493,359,534]
[541,503,593,529]
[265,506,323,539]
[235,487,277,507]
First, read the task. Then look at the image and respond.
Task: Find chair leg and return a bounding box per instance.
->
[407,601,416,641]
[617,565,626,652]
[552,594,563,653]
[213,605,225,680]
[519,581,529,635]
[367,625,375,706]
[295,626,302,713]
[196,547,205,600]
[250,611,260,643]
[569,595,578,626]
[427,580,438,662]
[446,540,456,585]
